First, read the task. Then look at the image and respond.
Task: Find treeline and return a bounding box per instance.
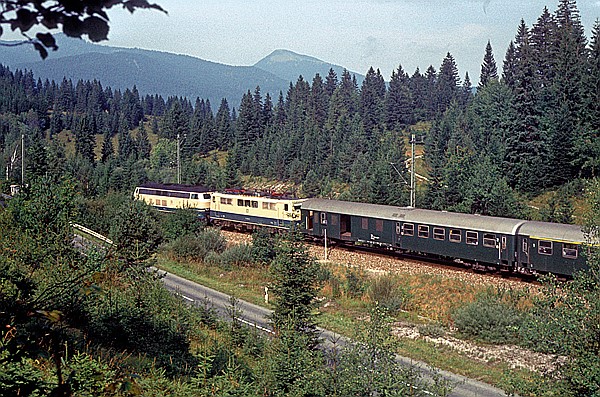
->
[1,0,599,220]
[422,1,600,220]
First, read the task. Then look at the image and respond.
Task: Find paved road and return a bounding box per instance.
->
[158,270,511,397]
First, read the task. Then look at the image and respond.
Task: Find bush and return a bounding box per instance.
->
[344,268,366,298]
[217,243,255,270]
[163,229,227,262]
[368,275,412,313]
[251,229,276,265]
[197,229,227,254]
[163,235,207,262]
[452,290,526,345]
[160,208,204,242]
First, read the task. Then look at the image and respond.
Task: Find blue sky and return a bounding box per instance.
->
[10,1,600,82]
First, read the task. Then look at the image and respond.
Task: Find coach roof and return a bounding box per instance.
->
[301,198,526,234]
[518,221,586,243]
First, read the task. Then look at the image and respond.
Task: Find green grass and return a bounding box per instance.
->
[157,254,542,392]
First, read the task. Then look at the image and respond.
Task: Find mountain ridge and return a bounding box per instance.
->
[0,36,364,107]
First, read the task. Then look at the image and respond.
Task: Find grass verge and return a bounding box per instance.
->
[157,255,539,393]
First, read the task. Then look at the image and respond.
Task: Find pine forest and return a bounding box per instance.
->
[4,0,600,396]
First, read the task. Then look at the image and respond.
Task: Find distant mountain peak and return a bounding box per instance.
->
[254,49,364,84]
[262,49,324,65]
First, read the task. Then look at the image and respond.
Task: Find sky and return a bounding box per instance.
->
[10,1,600,82]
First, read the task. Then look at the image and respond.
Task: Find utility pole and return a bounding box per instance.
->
[176,132,181,184]
[21,133,24,186]
[410,132,416,208]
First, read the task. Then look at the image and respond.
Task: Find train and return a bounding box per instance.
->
[135,183,590,278]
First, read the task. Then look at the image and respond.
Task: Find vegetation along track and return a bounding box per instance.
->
[219,229,532,290]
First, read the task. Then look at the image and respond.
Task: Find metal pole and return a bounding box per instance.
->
[176,133,180,184]
[324,228,328,261]
[410,133,415,208]
[21,133,24,185]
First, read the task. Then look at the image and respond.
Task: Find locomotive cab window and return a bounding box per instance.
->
[562,243,578,259]
[433,227,445,240]
[191,194,198,200]
[449,229,461,243]
[203,194,211,199]
[466,231,478,245]
[538,240,553,255]
[418,225,429,239]
[483,233,497,248]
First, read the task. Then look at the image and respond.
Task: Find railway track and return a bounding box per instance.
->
[219,229,534,289]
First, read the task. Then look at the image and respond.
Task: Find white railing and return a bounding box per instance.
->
[71,223,113,245]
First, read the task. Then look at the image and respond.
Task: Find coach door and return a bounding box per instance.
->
[395,222,402,249]
[499,235,510,265]
[521,237,530,266]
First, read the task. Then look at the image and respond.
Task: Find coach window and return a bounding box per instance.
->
[262,202,269,210]
[252,201,258,208]
[466,231,478,245]
[362,218,369,230]
[320,212,327,225]
[376,219,384,232]
[402,223,414,236]
[433,227,445,240]
[331,214,339,226]
[269,203,277,210]
[191,194,198,200]
[449,229,461,243]
[562,243,578,259]
[483,233,497,248]
[237,199,243,206]
[418,225,429,238]
[538,240,553,255]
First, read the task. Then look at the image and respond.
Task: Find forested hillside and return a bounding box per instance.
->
[0,0,598,219]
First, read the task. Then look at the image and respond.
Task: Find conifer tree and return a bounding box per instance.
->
[215,98,233,150]
[136,123,151,160]
[479,40,498,89]
[436,53,461,113]
[386,64,413,131]
[74,113,95,163]
[502,41,518,87]
[359,67,386,143]
[100,133,114,163]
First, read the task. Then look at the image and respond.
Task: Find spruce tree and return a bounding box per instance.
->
[479,40,498,89]
[359,67,386,144]
[385,64,414,132]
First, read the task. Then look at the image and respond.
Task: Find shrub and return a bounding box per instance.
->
[344,268,366,298]
[162,229,227,262]
[160,208,204,242]
[251,229,276,265]
[218,243,255,270]
[163,235,207,262]
[452,290,526,345]
[197,229,227,255]
[368,275,412,313]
